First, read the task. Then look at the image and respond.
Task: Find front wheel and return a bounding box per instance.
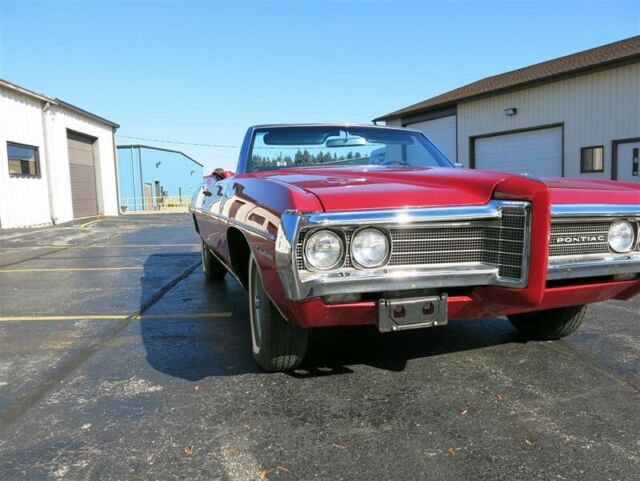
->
[248,254,308,371]
[508,305,587,340]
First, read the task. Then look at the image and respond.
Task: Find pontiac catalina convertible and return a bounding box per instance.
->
[191,124,640,371]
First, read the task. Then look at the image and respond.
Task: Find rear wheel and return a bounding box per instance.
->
[508,305,587,340]
[248,254,308,371]
[202,242,227,280]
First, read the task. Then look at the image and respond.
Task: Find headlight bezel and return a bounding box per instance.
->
[608,219,636,254]
[349,226,392,269]
[302,228,346,271]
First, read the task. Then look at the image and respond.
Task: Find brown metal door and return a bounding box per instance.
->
[67,131,99,218]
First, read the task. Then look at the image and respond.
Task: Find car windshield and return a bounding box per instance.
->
[248,126,452,172]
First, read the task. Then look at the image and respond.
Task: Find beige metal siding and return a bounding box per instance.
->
[406,115,457,161]
[384,118,402,127]
[67,131,98,217]
[457,62,640,178]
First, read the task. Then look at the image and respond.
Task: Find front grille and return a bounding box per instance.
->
[296,206,528,282]
[549,218,640,258]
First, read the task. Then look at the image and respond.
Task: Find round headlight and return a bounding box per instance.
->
[608,220,635,253]
[351,228,390,268]
[304,230,344,270]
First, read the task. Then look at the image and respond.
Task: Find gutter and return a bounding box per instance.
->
[111,128,124,215]
[41,101,58,224]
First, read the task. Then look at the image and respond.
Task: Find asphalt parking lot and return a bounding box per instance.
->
[0,213,639,481]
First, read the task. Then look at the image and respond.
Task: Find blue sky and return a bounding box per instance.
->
[1,0,639,172]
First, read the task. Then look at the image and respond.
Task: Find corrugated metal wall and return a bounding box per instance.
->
[0,89,51,228]
[0,86,119,228]
[139,148,202,199]
[457,62,640,178]
[116,146,203,211]
[117,147,143,211]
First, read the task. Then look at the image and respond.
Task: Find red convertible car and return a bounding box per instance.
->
[191,124,640,371]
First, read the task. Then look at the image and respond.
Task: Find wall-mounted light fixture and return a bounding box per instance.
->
[504,107,518,116]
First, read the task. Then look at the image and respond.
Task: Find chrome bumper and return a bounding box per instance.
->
[275,200,531,300]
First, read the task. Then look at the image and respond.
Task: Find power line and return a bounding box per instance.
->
[116,134,240,148]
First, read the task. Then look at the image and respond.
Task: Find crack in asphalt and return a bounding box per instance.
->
[0,260,201,432]
[544,340,640,394]
[0,247,70,269]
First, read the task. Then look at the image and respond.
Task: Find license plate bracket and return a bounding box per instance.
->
[377,294,448,332]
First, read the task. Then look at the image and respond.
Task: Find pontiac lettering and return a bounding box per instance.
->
[556,235,606,244]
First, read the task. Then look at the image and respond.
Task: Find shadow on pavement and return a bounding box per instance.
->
[139,254,522,380]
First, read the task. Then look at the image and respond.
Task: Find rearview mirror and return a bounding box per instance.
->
[325,136,367,148]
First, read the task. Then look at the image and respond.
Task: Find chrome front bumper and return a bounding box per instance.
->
[275,200,531,301]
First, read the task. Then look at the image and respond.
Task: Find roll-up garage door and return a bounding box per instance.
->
[67,131,99,218]
[473,126,562,177]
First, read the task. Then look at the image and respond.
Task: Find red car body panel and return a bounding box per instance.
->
[192,127,640,330]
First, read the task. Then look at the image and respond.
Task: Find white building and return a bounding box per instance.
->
[375,36,640,182]
[0,79,120,229]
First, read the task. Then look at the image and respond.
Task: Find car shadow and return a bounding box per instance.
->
[139,254,522,381]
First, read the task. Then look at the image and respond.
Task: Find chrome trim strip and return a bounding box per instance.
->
[297,200,523,227]
[276,200,531,300]
[551,204,640,217]
[191,207,276,241]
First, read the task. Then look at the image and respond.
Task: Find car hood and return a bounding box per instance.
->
[258,166,512,211]
[248,167,640,211]
[544,177,640,204]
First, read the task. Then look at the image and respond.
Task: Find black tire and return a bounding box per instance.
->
[248,254,308,371]
[508,304,587,340]
[202,242,227,281]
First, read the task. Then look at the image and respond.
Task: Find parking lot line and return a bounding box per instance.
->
[0,244,199,250]
[79,218,103,227]
[0,266,144,273]
[0,312,233,322]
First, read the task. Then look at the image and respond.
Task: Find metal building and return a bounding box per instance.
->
[375,36,640,181]
[0,79,120,229]
[117,145,203,212]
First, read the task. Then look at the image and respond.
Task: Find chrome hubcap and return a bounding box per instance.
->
[250,263,263,351]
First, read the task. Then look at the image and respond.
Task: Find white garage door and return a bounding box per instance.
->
[407,115,457,162]
[474,127,562,177]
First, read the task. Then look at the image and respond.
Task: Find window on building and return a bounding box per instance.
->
[581,146,604,173]
[7,142,40,177]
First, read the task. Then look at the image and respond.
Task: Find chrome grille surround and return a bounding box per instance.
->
[276,200,531,300]
[548,204,640,281]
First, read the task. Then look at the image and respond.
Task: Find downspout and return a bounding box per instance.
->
[111,127,124,215]
[41,101,58,224]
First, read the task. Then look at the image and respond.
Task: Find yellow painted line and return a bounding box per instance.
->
[0,315,130,321]
[0,244,199,250]
[80,218,103,227]
[0,266,144,273]
[130,312,233,320]
[0,312,233,322]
